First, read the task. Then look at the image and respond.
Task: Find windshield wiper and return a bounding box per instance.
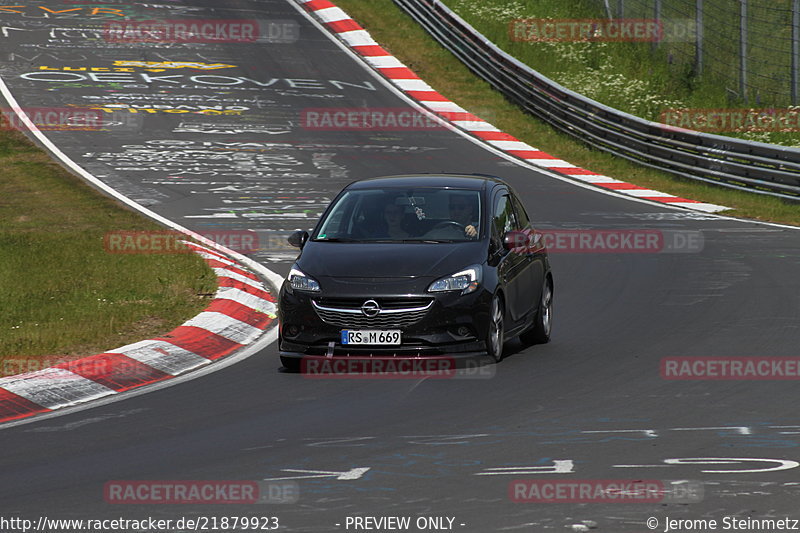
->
[314,238,458,243]
[401,239,458,243]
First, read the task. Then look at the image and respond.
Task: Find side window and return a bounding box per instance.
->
[510,194,531,230]
[492,194,517,238]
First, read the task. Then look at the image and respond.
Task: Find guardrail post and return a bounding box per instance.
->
[602,0,613,20]
[740,0,748,103]
[695,0,703,75]
[653,0,662,50]
[793,0,799,104]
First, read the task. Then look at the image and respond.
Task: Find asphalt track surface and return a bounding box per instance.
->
[1,0,800,531]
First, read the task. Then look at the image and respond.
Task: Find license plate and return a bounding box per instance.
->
[341,330,401,345]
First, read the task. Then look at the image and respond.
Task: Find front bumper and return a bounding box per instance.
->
[278,283,492,358]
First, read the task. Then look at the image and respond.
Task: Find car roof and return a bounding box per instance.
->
[345,174,507,191]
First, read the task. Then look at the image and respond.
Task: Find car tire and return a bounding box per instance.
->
[521,278,553,346]
[280,356,301,373]
[486,293,505,362]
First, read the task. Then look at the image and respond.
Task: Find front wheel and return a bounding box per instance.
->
[520,279,553,345]
[486,293,505,362]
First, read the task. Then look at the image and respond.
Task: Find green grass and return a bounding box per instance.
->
[0,123,217,368]
[447,0,800,147]
[333,0,800,225]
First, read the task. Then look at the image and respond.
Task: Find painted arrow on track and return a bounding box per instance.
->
[263,467,371,481]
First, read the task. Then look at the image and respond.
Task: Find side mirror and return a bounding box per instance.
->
[287,230,309,249]
[502,230,524,251]
[503,230,543,253]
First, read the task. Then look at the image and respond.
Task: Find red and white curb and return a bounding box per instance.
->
[299,0,728,214]
[0,241,276,424]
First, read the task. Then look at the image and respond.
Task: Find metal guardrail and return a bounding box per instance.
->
[394,0,800,200]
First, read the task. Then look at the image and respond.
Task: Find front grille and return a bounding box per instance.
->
[314,297,432,310]
[311,298,433,328]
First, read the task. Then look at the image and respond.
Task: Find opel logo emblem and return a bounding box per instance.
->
[361,299,381,317]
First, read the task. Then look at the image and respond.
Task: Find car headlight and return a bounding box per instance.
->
[428,265,482,295]
[287,266,320,292]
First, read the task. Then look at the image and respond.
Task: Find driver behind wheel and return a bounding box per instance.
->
[448,194,478,238]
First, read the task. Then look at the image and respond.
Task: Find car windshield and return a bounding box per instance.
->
[313,188,482,242]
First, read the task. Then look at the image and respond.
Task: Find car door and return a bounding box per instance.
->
[491,190,528,325]
[509,192,543,321]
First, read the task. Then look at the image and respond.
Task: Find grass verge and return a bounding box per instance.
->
[333,0,800,225]
[0,123,217,371]
[447,0,800,147]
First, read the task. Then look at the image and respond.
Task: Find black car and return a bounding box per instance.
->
[278,174,553,371]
